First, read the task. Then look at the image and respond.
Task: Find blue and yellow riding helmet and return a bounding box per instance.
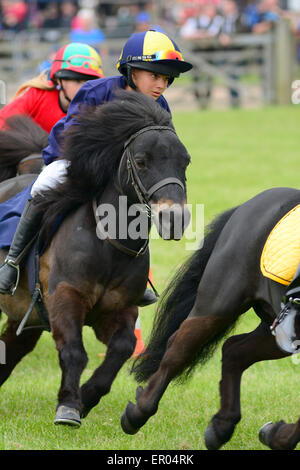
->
[117,29,193,89]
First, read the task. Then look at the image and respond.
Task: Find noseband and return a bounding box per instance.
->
[93,125,185,257]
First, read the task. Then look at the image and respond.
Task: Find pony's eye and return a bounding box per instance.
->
[135,155,147,170]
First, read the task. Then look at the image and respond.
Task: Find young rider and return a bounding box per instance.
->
[0,29,193,305]
[0,42,104,133]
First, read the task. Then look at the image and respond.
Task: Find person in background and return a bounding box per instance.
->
[60,0,78,29]
[135,10,151,32]
[0,42,104,133]
[217,0,250,107]
[41,1,60,29]
[0,0,28,31]
[243,0,282,33]
[70,8,107,54]
[180,3,223,39]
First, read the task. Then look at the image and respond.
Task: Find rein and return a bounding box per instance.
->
[93,125,185,258]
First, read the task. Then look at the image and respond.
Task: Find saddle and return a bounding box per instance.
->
[260,204,300,285]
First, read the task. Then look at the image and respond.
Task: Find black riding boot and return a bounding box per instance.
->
[0,199,43,295]
[279,262,300,314]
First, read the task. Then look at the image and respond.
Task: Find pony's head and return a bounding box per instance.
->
[116,118,191,240]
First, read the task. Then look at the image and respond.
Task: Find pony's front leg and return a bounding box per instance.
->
[205,322,288,450]
[48,282,90,427]
[80,306,137,418]
[121,316,223,435]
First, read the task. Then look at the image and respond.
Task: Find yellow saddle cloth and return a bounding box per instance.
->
[260,204,300,285]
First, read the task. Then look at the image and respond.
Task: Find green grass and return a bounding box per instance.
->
[1,105,300,450]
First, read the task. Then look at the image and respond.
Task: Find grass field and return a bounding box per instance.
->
[0,105,299,451]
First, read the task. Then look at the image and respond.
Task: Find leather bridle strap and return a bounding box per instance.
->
[93,199,149,257]
[119,125,185,207]
[123,125,177,149]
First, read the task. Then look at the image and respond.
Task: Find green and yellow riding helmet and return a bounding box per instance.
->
[50,42,104,83]
[50,42,104,103]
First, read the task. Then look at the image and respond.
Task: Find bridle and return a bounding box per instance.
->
[93,125,185,257]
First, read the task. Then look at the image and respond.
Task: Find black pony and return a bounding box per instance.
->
[0,90,190,427]
[121,187,300,450]
[0,115,46,182]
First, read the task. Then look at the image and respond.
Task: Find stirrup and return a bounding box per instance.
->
[0,259,20,296]
[271,296,300,334]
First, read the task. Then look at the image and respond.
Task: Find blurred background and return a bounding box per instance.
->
[0,0,300,110]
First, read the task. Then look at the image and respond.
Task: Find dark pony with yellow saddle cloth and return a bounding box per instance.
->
[121,187,300,450]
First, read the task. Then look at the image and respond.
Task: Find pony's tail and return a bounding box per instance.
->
[132,206,238,383]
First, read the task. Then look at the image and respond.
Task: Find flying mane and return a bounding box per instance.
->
[35,90,173,229]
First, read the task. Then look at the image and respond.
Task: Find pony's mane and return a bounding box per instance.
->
[35,90,173,229]
[0,115,48,181]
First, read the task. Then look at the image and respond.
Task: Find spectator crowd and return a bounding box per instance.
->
[0,0,300,37]
[0,1,153,35]
[0,1,299,110]
[0,0,299,44]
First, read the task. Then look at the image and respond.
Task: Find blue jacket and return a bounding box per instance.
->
[43,75,171,165]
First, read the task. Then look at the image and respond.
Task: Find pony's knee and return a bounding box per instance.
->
[60,342,88,370]
[110,331,136,359]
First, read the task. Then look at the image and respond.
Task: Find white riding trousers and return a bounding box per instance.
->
[30,159,70,198]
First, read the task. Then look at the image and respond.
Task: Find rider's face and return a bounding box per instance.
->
[60,79,86,104]
[131,68,169,100]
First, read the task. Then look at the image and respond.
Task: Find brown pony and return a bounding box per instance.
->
[0,115,46,182]
[0,91,191,427]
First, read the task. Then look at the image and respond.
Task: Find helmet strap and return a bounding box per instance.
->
[57,79,71,111]
[125,65,137,91]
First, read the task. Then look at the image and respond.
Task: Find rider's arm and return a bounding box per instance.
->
[157,95,172,115]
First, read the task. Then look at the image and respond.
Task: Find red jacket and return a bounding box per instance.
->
[0,87,66,133]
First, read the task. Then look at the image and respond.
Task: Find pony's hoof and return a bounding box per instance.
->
[204,422,223,450]
[121,403,139,435]
[259,421,275,447]
[54,405,81,427]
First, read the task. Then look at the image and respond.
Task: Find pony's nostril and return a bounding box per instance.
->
[157,205,187,240]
